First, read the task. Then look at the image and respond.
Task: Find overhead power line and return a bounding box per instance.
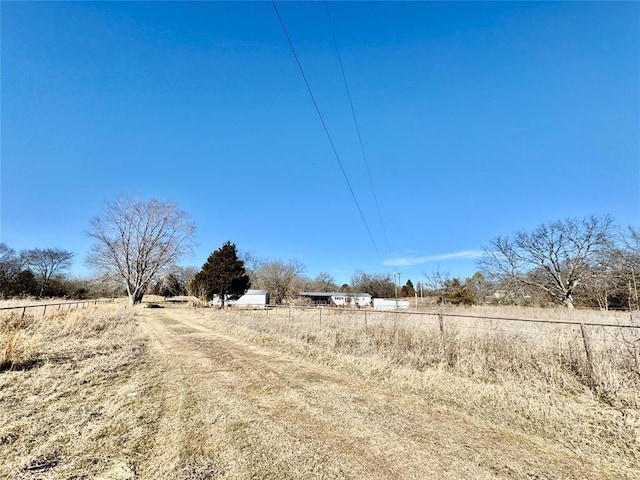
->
[271,0,383,262]
[323,1,391,256]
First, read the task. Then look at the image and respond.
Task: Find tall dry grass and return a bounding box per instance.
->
[198,306,640,471]
[0,305,162,479]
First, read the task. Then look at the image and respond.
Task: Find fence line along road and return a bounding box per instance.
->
[0,299,115,318]
[262,304,640,375]
[268,304,640,330]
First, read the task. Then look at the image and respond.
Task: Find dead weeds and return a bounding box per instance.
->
[0,306,164,479]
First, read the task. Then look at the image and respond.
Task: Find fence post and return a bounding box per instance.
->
[438,313,444,334]
[579,323,596,387]
[319,307,322,326]
[42,305,47,317]
[364,309,368,332]
[22,307,26,319]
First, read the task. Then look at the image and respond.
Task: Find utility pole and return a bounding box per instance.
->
[393,271,398,299]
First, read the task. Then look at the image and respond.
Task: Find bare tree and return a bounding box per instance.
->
[308,272,338,292]
[0,244,30,297]
[350,270,395,298]
[479,215,614,309]
[421,265,451,304]
[87,196,196,306]
[26,247,74,297]
[254,259,306,304]
[239,250,263,287]
[619,226,640,310]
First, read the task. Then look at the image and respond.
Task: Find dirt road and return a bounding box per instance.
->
[136,306,630,479]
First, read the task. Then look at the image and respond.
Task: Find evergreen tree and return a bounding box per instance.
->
[401,279,415,297]
[443,278,477,306]
[191,241,250,307]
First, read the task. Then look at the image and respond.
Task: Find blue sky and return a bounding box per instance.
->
[2,1,639,286]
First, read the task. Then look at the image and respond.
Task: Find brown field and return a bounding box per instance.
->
[1,300,639,479]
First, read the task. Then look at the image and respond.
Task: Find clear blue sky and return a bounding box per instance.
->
[2,1,639,286]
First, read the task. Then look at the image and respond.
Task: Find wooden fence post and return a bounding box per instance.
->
[42,305,47,317]
[580,323,596,387]
[438,313,444,334]
[319,308,322,326]
[364,310,368,332]
[22,307,26,319]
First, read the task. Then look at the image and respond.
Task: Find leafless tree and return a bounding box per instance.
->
[350,270,395,298]
[620,226,640,310]
[87,196,196,306]
[254,259,306,304]
[25,247,74,297]
[239,250,263,287]
[421,265,451,304]
[479,215,614,309]
[0,244,31,297]
[308,272,338,292]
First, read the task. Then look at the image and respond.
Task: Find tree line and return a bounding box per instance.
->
[0,245,76,298]
[3,196,638,311]
[418,215,639,310]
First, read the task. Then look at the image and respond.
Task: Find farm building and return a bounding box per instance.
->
[298,292,372,307]
[211,290,270,308]
[373,298,410,311]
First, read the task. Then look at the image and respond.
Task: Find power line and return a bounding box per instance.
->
[323,1,391,256]
[271,0,383,262]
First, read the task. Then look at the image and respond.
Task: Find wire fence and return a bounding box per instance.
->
[0,299,115,319]
[240,304,640,374]
[259,304,639,328]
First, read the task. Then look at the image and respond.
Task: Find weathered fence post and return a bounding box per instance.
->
[438,313,444,334]
[364,309,368,332]
[580,323,596,387]
[42,305,47,317]
[22,307,26,319]
[319,307,322,326]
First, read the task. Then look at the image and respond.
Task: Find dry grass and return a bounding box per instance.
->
[199,306,640,475]
[0,305,163,479]
[2,300,639,479]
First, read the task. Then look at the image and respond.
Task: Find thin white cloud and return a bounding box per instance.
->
[382,250,483,267]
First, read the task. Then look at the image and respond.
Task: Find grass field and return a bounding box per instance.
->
[1,300,639,479]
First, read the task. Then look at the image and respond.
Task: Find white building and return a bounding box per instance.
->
[373,298,410,311]
[298,292,372,307]
[211,290,270,308]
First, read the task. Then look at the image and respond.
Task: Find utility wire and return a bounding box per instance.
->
[271,0,383,262]
[323,1,391,256]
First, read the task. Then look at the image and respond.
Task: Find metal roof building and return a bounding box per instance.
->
[298,292,372,307]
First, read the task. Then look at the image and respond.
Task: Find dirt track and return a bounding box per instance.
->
[136,306,629,479]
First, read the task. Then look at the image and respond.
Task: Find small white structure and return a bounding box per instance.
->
[298,292,372,307]
[211,290,269,308]
[373,298,410,311]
